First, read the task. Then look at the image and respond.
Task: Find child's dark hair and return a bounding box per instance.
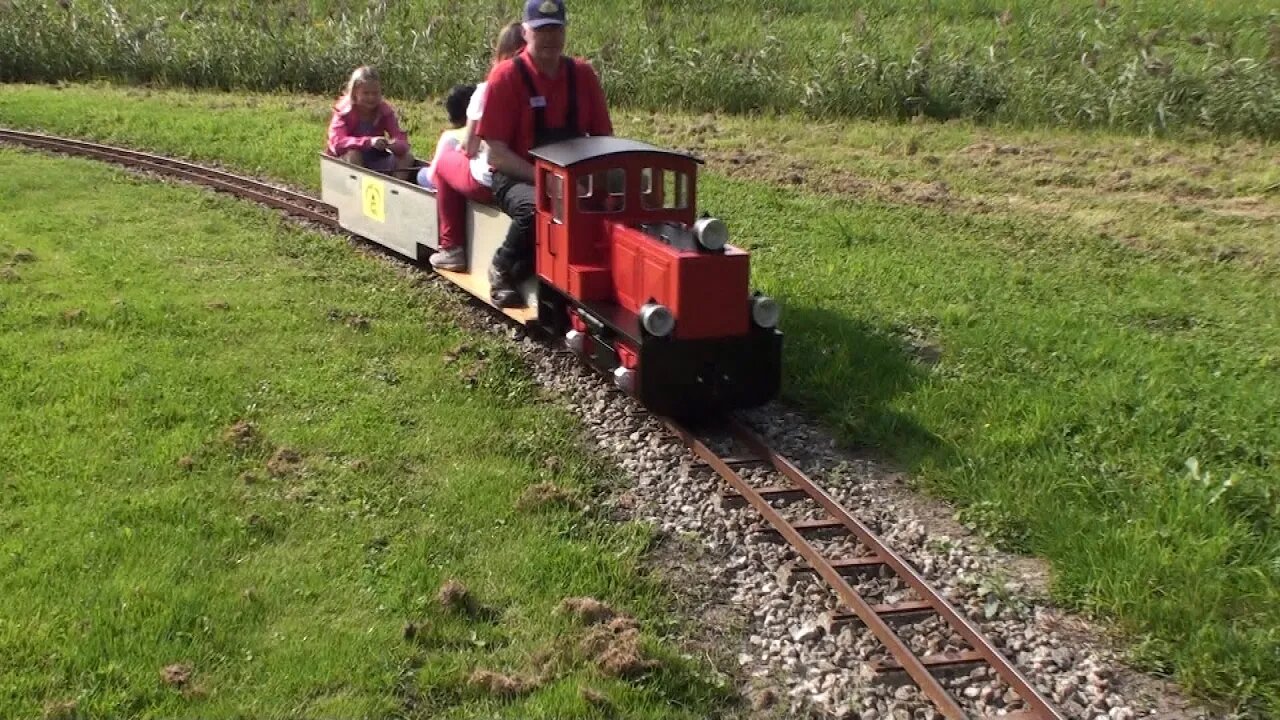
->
[443,84,476,128]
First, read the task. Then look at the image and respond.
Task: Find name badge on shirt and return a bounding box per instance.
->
[529,96,547,108]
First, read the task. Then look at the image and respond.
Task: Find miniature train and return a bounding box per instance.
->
[319,136,781,418]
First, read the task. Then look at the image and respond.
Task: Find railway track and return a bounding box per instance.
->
[0,129,337,226]
[672,418,1064,719]
[2,128,1064,719]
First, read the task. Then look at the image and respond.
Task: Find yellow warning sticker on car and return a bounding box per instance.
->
[361,176,386,222]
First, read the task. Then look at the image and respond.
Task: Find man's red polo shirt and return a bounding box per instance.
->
[477,48,612,162]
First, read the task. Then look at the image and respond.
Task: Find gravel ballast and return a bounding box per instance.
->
[508,322,1215,720]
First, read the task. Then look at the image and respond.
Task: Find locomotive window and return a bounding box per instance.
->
[640,168,661,210]
[544,171,565,223]
[665,171,688,209]
[641,168,689,210]
[577,168,626,214]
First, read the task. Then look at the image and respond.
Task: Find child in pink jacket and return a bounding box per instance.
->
[326,66,413,178]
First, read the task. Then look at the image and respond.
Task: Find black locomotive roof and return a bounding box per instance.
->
[530,137,703,168]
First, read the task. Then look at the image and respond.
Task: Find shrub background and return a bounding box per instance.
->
[2,0,1278,138]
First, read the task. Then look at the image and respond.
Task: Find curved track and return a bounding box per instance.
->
[672,418,1064,719]
[0,129,337,226]
[1,128,1064,720]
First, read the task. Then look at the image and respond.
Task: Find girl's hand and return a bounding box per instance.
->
[462,120,480,158]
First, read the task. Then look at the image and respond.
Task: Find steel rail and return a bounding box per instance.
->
[0,129,337,227]
[724,419,1064,720]
[665,419,971,718]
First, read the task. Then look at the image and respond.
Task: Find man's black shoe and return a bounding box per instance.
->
[488,265,525,308]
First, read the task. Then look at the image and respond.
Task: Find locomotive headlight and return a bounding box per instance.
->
[750,295,780,329]
[693,217,728,251]
[639,303,675,337]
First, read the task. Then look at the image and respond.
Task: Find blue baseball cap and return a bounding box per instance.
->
[524,0,566,28]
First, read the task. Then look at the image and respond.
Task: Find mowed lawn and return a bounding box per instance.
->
[2,84,1279,714]
[0,149,729,719]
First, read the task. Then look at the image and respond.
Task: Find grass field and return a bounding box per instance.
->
[2,0,1278,137]
[0,148,733,718]
[2,83,1278,715]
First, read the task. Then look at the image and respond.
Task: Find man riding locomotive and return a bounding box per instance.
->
[476,0,613,307]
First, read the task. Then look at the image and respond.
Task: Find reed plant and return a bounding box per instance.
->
[2,0,1278,138]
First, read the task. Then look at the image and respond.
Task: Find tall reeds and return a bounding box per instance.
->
[2,0,1276,138]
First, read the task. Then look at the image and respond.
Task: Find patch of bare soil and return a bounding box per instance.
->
[265,447,302,477]
[160,663,193,688]
[437,579,472,613]
[517,482,582,512]
[553,596,660,680]
[468,669,536,698]
[558,596,617,625]
[221,420,259,451]
[579,615,657,679]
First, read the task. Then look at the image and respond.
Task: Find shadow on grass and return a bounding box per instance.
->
[779,303,951,468]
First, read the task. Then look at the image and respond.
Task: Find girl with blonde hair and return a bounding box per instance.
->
[325,66,413,178]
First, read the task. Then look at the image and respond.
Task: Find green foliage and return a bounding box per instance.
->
[1,0,1279,137]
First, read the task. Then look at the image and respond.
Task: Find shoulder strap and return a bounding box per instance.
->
[513,56,545,136]
[563,58,578,135]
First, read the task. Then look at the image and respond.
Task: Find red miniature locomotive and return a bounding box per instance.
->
[321,135,781,418]
[529,137,781,417]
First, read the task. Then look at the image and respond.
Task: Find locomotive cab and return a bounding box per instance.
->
[529,137,782,418]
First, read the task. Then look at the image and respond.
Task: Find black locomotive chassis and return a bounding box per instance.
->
[537,282,782,418]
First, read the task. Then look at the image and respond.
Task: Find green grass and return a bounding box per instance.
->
[1,0,1279,137]
[2,84,1279,715]
[0,148,733,718]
